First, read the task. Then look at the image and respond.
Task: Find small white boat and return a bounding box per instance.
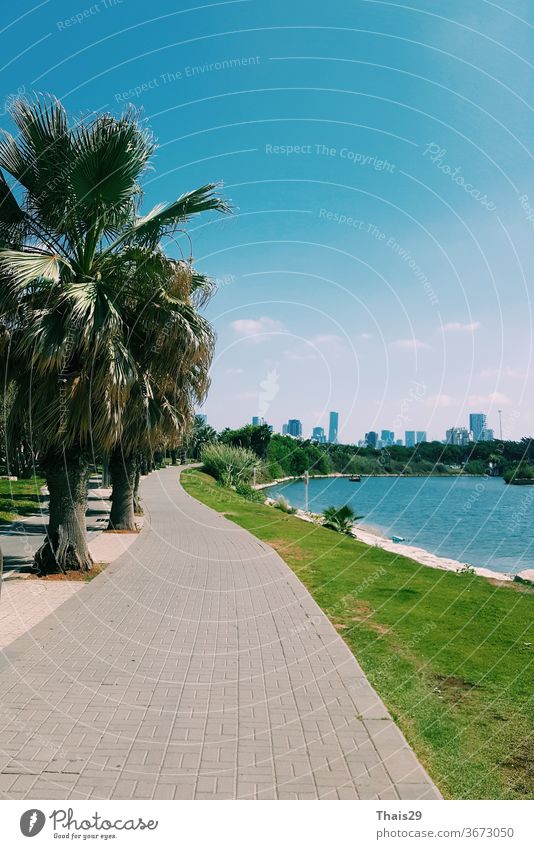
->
[391,535,405,543]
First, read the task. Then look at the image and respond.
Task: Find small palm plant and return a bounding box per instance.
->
[322,504,363,535]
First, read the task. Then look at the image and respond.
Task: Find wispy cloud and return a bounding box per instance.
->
[426,393,457,408]
[311,333,344,346]
[231,316,284,341]
[284,333,345,361]
[441,321,480,332]
[469,391,510,406]
[224,367,244,375]
[393,338,429,350]
[480,367,525,379]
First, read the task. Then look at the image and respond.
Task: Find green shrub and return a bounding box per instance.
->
[273,495,297,514]
[235,482,265,502]
[201,443,259,487]
[503,462,534,484]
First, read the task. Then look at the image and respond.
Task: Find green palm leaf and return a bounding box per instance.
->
[0,249,69,287]
[104,184,231,252]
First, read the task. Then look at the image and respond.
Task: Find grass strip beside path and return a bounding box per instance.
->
[0,476,46,524]
[182,469,534,800]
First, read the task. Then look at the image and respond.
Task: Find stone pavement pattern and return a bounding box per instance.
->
[0,582,81,650]
[0,467,441,800]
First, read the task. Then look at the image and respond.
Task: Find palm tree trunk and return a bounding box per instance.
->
[34,448,92,574]
[133,460,143,515]
[170,449,177,466]
[101,453,111,487]
[107,447,136,530]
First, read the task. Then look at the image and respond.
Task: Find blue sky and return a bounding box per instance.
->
[2,0,533,441]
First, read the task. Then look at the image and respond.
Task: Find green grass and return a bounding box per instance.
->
[0,476,46,523]
[182,469,534,800]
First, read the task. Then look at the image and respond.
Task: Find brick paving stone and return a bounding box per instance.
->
[0,467,441,800]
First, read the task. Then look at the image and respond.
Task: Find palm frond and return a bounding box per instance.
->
[70,110,153,217]
[104,184,231,252]
[0,171,27,245]
[0,249,69,287]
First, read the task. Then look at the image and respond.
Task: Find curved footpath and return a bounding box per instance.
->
[0,467,440,800]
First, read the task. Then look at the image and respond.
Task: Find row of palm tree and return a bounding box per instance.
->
[0,96,228,574]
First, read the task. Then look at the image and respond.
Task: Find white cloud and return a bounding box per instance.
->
[468,391,510,406]
[426,393,457,408]
[480,367,524,379]
[311,333,344,346]
[393,338,428,350]
[283,333,345,362]
[441,321,480,332]
[224,367,244,375]
[358,332,374,341]
[231,316,284,340]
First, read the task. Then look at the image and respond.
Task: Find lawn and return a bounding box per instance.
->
[0,476,46,524]
[182,469,534,800]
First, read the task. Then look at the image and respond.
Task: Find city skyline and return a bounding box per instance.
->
[230,408,499,447]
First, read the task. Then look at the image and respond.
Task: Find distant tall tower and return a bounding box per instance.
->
[405,430,416,448]
[287,419,302,438]
[328,411,339,444]
[469,413,487,442]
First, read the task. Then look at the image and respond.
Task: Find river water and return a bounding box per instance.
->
[266,475,534,575]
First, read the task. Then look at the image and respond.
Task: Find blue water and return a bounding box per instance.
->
[267,476,534,575]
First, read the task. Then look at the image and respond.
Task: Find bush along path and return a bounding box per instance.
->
[0,466,439,800]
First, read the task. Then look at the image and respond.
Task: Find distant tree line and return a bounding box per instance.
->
[187,420,534,482]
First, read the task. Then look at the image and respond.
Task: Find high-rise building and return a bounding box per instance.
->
[416,431,427,444]
[311,426,326,443]
[287,419,303,438]
[405,430,416,448]
[469,413,487,442]
[481,427,494,441]
[328,411,339,444]
[365,431,378,448]
[282,423,288,435]
[446,427,470,446]
[381,430,395,446]
[252,416,260,426]
[395,438,403,446]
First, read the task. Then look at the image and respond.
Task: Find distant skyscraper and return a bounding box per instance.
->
[252,416,260,426]
[469,413,487,442]
[481,427,494,441]
[282,423,288,435]
[405,430,416,448]
[287,419,303,438]
[395,439,403,446]
[365,431,378,448]
[328,411,339,444]
[312,426,326,443]
[446,427,470,446]
[416,431,427,444]
[381,430,394,446]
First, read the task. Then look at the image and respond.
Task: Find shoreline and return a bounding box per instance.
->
[264,496,534,586]
[256,471,501,491]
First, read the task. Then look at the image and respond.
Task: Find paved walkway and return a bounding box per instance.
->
[0,467,440,800]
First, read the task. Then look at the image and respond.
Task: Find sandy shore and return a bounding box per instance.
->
[265,497,534,585]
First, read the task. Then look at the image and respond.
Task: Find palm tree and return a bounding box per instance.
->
[322,504,363,535]
[105,266,216,530]
[0,97,229,572]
